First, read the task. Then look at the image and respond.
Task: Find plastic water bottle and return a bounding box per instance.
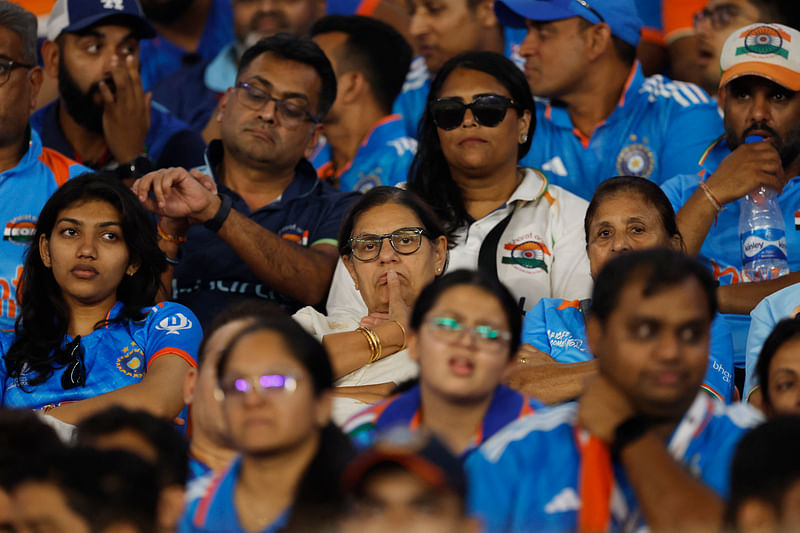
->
[739,136,789,282]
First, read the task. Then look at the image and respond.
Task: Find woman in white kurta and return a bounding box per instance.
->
[294,187,448,424]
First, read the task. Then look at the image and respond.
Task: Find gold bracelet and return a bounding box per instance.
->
[389,319,407,351]
[356,327,378,362]
[367,327,382,363]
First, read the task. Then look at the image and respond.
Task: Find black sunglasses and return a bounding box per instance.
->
[61,336,86,390]
[430,94,519,131]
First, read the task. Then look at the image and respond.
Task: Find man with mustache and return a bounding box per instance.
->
[32,0,205,180]
[133,34,359,327]
[151,0,327,139]
[662,22,800,385]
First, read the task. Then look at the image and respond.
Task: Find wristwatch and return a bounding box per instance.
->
[117,154,154,180]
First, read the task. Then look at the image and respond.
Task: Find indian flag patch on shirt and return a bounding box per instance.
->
[795,211,800,230]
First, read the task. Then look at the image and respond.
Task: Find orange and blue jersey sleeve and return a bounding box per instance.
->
[663,0,706,45]
[140,302,202,370]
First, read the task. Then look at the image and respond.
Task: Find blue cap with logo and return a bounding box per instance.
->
[495,0,642,47]
[46,0,156,41]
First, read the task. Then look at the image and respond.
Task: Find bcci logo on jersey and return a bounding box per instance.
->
[155,313,193,335]
[117,342,145,378]
[3,215,36,246]
[616,144,655,178]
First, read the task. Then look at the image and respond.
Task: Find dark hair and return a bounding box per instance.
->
[337,186,453,256]
[214,311,355,532]
[749,1,800,27]
[0,0,37,65]
[408,51,535,234]
[75,406,189,487]
[7,447,159,532]
[409,269,522,358]
[0,409,65,489]
[584,176,684,247]
[5,172,166,387]
[756,317,800,410]
[310,15,412,113]
[197,299,290,366]
[237,33,337,120]
[591,249,718,324]
[575,17,636,65]
[725,415,800,526]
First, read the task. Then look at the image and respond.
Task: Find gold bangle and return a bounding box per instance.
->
[357,327,380,363]
[157,220,187,243]
[389,319,407,351]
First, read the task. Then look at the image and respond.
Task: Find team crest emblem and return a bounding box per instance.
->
[502,241,551,271]
[155,313,192,335]
[739,26,789,58]
[116,342,145,378]
[3,215,37,245]
[616,144,655,177]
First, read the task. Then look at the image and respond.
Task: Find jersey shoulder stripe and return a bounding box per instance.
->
[479,403,577,463]
[38,147,82,187]
[639,75,711,108]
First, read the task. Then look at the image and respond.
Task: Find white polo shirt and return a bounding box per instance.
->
[326,168,592,317]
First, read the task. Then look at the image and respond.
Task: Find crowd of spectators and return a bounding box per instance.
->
[2,0,800,531]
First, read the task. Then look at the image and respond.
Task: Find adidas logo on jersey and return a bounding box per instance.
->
[544,487,581,514]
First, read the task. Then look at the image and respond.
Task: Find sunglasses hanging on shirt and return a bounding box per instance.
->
[61,336,86,390]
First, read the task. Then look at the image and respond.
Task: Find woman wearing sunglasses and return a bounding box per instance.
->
[345,270,541,457]
[294,187,448,425]
[0,173,201,424]
[180,312,354,533]
[326,51,591,322]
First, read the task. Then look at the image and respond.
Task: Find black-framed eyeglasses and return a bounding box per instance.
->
[425,316,511,352]
[431,94,519,131]
[693,4,743,30]
[349,227,429,262]
[61,336,86,390]
[575,0,605,24]
[0,57,33,87]
[234,82,320,125]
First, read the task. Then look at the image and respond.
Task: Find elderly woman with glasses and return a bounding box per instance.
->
[344,270,542,457]
[292,187,448,424]
[325,51,592,329]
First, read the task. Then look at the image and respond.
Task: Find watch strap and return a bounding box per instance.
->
[203,194,233,233]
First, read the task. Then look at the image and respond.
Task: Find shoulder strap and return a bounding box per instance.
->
[477,208,515,282]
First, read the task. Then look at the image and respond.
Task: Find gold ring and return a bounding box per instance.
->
[519,357,527,364]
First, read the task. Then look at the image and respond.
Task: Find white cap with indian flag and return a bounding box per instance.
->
[720,23,800,92]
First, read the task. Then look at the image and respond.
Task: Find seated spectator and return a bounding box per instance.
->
[184,300,287,480]
[0,1,89,330]
[663,22,800,373]
[0,409,66,530]
[752,318,800,417]
[339,429,479,533]
[508,176,734,404]
[180,312,355,532]
[497,0,723,199]
[35,0,205,178]
[134,34,359,327]
[694,0,794,96]
[138,0,234,90]
[151,0,326,137]
[744,283,800,404]
[310,15,416,192]
[345,270,542,456]
[76,407,189,533]
[294,187,447,424]
[726,415,800,533]
[467,249,763,533]
[7,447,159,533]
[326,51,592,318]
[0,173,201,424]
[394,0,527,138]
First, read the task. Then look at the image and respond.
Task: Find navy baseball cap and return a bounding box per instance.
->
[495,0,642,47]
[46,0,156,41]
[342,428,467,499]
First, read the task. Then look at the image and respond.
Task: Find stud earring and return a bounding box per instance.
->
[520,134,528,143]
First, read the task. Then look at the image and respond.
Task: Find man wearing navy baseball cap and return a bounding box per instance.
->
[31,0,205,180]
[490,0,723,201]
